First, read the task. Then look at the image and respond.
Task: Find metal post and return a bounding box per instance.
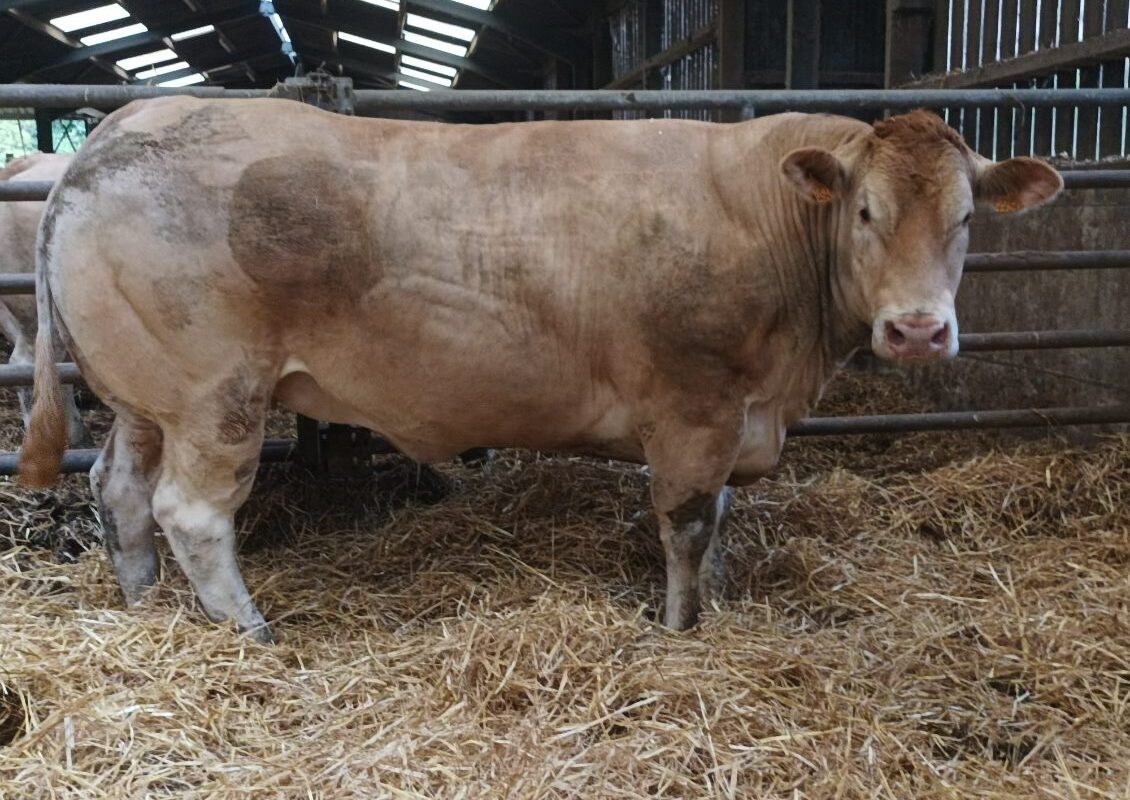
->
[34,109,53,153]
[787,0,821,89]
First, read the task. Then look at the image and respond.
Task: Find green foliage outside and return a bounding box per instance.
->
[1,118,88,163]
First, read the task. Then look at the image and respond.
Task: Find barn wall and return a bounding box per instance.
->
[908,173,1130,414]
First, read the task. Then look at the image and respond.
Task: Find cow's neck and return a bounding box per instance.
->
[746,183,868,417]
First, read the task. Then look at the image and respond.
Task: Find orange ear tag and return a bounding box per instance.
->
[992,197,1024,213]
[811,185,835,204]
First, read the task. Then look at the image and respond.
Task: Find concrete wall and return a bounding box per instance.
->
[907,165,1130,417]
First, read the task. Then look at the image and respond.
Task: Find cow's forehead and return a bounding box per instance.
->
[860,119,973,212]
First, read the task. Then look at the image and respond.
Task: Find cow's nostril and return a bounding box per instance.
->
[887,324,906,346]
[931,325,949,346]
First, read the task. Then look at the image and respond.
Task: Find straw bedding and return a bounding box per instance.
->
[0,371,1127,799]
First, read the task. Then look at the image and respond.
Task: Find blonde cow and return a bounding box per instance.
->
[0,152,90,447]
[20,100,1061,641]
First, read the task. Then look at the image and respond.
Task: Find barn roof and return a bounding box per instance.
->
[0,0,589,91]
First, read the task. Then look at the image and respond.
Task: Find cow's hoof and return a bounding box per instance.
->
[458,448,494,465]
[238,620,275,644]
[405,464,452,504]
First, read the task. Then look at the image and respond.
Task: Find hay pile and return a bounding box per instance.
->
[1,371,1128,798]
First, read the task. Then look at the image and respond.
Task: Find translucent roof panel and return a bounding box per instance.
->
[116,49,177,71]
[51,4,129,33]
[79,22,148,46]
[401,30,467,57]
[400,54,457,77]
[400,66,452,86]
[170,25,215,42]
[135,61,189,79]
[405,13,475,42]
[339,31,396,53]
[159,73,205,87]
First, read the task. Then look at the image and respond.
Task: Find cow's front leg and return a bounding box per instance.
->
[645,423,739,630]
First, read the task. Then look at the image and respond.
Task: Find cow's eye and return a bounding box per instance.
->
[962,211,973,225]
[859,207,871,223]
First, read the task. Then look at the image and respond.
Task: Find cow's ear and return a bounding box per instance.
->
[974,156,1063,213]
[780,148,846,204]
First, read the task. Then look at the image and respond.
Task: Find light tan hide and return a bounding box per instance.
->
[20,98,1062,640]
[0,152,89,447]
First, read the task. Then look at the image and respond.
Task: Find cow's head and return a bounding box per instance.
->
[780,110,1062,363]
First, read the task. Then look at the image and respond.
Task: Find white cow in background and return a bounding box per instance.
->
[0,152,91,447]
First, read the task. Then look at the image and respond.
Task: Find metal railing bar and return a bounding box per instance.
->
[0,403,1125,476]
[0,275,33,294]
[964,250,1130,271]
[5,86,1130,112]
[0,363,80,387]
[788,404,1130,435]
[959,330,1130,350]
[1059,170,1130,189]
[0,438,295,477]
[0,182,52,202]
[2,330,1126,389]
[3,252,1130,298]
[4,172,1126,207]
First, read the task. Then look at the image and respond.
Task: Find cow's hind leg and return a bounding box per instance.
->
[5,332,34,430]
[151,414,271,642]
[62,386,93,448]
[90,414,162,605]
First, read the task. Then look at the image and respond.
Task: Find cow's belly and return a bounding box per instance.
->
[274,327,643,464]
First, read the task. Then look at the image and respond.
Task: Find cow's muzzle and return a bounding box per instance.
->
[873,312,956,363]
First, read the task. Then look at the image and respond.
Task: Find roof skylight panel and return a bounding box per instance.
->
[338,31,396,53]
[116,48,177,70]
[134,60,189,79]
[170,25,215,41]
[404,13,475,42]
[401,30,467,57]
[159,72,205,86]
[400,66,452,86]
[79,22,148,45]
[400,54,457,77]
[51,3,128,32]
[359,0,400,9]
[398,79,431,91]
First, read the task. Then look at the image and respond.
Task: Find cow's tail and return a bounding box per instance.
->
[18,218,67,488]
